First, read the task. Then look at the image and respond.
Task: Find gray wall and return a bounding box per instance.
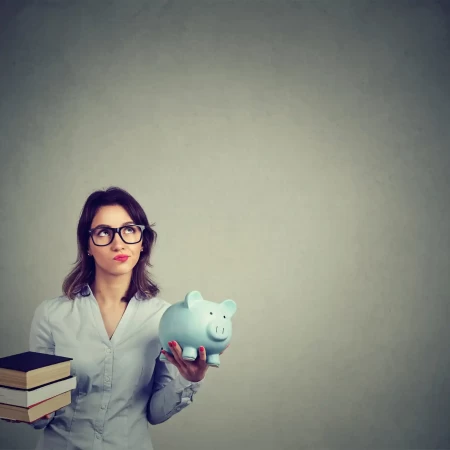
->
[1,1,449,449]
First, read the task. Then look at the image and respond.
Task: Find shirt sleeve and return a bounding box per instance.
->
[27,299,64,430]
[146,355,204,425]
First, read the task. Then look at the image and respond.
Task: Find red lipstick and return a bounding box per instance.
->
[114,255,129,262]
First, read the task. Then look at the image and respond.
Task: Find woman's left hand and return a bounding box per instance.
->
[161,341,229,383]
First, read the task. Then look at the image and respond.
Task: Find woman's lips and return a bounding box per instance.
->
[114,255,129,262]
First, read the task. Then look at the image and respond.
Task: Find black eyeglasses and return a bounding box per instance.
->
[88,224,145,246]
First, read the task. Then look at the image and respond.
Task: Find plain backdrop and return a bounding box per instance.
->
[0,1,449,449]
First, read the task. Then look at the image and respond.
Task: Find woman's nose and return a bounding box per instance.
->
[111,230,125,248]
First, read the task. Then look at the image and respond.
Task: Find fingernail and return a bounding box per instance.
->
[168,341,173,347]
[199,346,205,352]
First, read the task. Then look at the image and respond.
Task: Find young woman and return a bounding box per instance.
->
[7,187,224,450]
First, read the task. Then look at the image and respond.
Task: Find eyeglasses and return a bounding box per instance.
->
[88,224,145,246]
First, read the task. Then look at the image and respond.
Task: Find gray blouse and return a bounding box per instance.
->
[28,284,203,450]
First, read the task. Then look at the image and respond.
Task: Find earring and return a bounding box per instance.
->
[87,252,91,256]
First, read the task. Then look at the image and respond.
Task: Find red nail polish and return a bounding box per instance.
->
[199,346,205,352]
[168,342,173,347]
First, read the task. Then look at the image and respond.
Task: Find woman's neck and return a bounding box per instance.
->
[91,272,132,307]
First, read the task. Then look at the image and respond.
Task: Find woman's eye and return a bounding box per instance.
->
[124,226,135,234]
[97,229,110,237]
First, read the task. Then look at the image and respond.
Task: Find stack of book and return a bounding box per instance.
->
[0,351,76,423]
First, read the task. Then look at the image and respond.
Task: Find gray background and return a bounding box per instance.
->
[1,0,449,449]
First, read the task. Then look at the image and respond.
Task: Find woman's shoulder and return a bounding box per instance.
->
[34,293,84,316]
[137,295,171,313]
[35,294,69,307]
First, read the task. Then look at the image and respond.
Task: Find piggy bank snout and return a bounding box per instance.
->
[206,319,231,342]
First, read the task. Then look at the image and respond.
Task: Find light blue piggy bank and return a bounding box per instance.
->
[159,291,237,367]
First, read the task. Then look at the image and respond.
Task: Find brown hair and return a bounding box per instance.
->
[62,186,160,302]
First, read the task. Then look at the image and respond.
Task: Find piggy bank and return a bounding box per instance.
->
[159,291,237,367]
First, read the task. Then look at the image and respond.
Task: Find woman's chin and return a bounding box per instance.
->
[112,265,135,276]
[97,263,135,277]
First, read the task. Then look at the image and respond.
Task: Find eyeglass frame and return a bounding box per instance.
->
[88,224,146,247]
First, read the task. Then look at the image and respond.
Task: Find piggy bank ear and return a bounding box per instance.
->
[184,291,204,309]
[221,299,237,318]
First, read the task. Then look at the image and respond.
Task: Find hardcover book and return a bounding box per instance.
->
[0,351,73,390]
[0,391,71,422]
[0,375,77,407]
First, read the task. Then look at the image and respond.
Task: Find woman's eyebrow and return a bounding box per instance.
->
[93,221,135,228]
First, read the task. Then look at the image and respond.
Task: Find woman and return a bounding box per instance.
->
[8,186,223,450]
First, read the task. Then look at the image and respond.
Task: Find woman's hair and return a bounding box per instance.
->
[62,186,160,302]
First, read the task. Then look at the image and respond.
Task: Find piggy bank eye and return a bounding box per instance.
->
[210,312,213,315]
[223,315,226,318]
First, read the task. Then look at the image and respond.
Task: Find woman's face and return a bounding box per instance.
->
[88,205,143,277]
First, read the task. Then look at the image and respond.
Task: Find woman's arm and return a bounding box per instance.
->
[27,299,61,429]
[146,355,203,425]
